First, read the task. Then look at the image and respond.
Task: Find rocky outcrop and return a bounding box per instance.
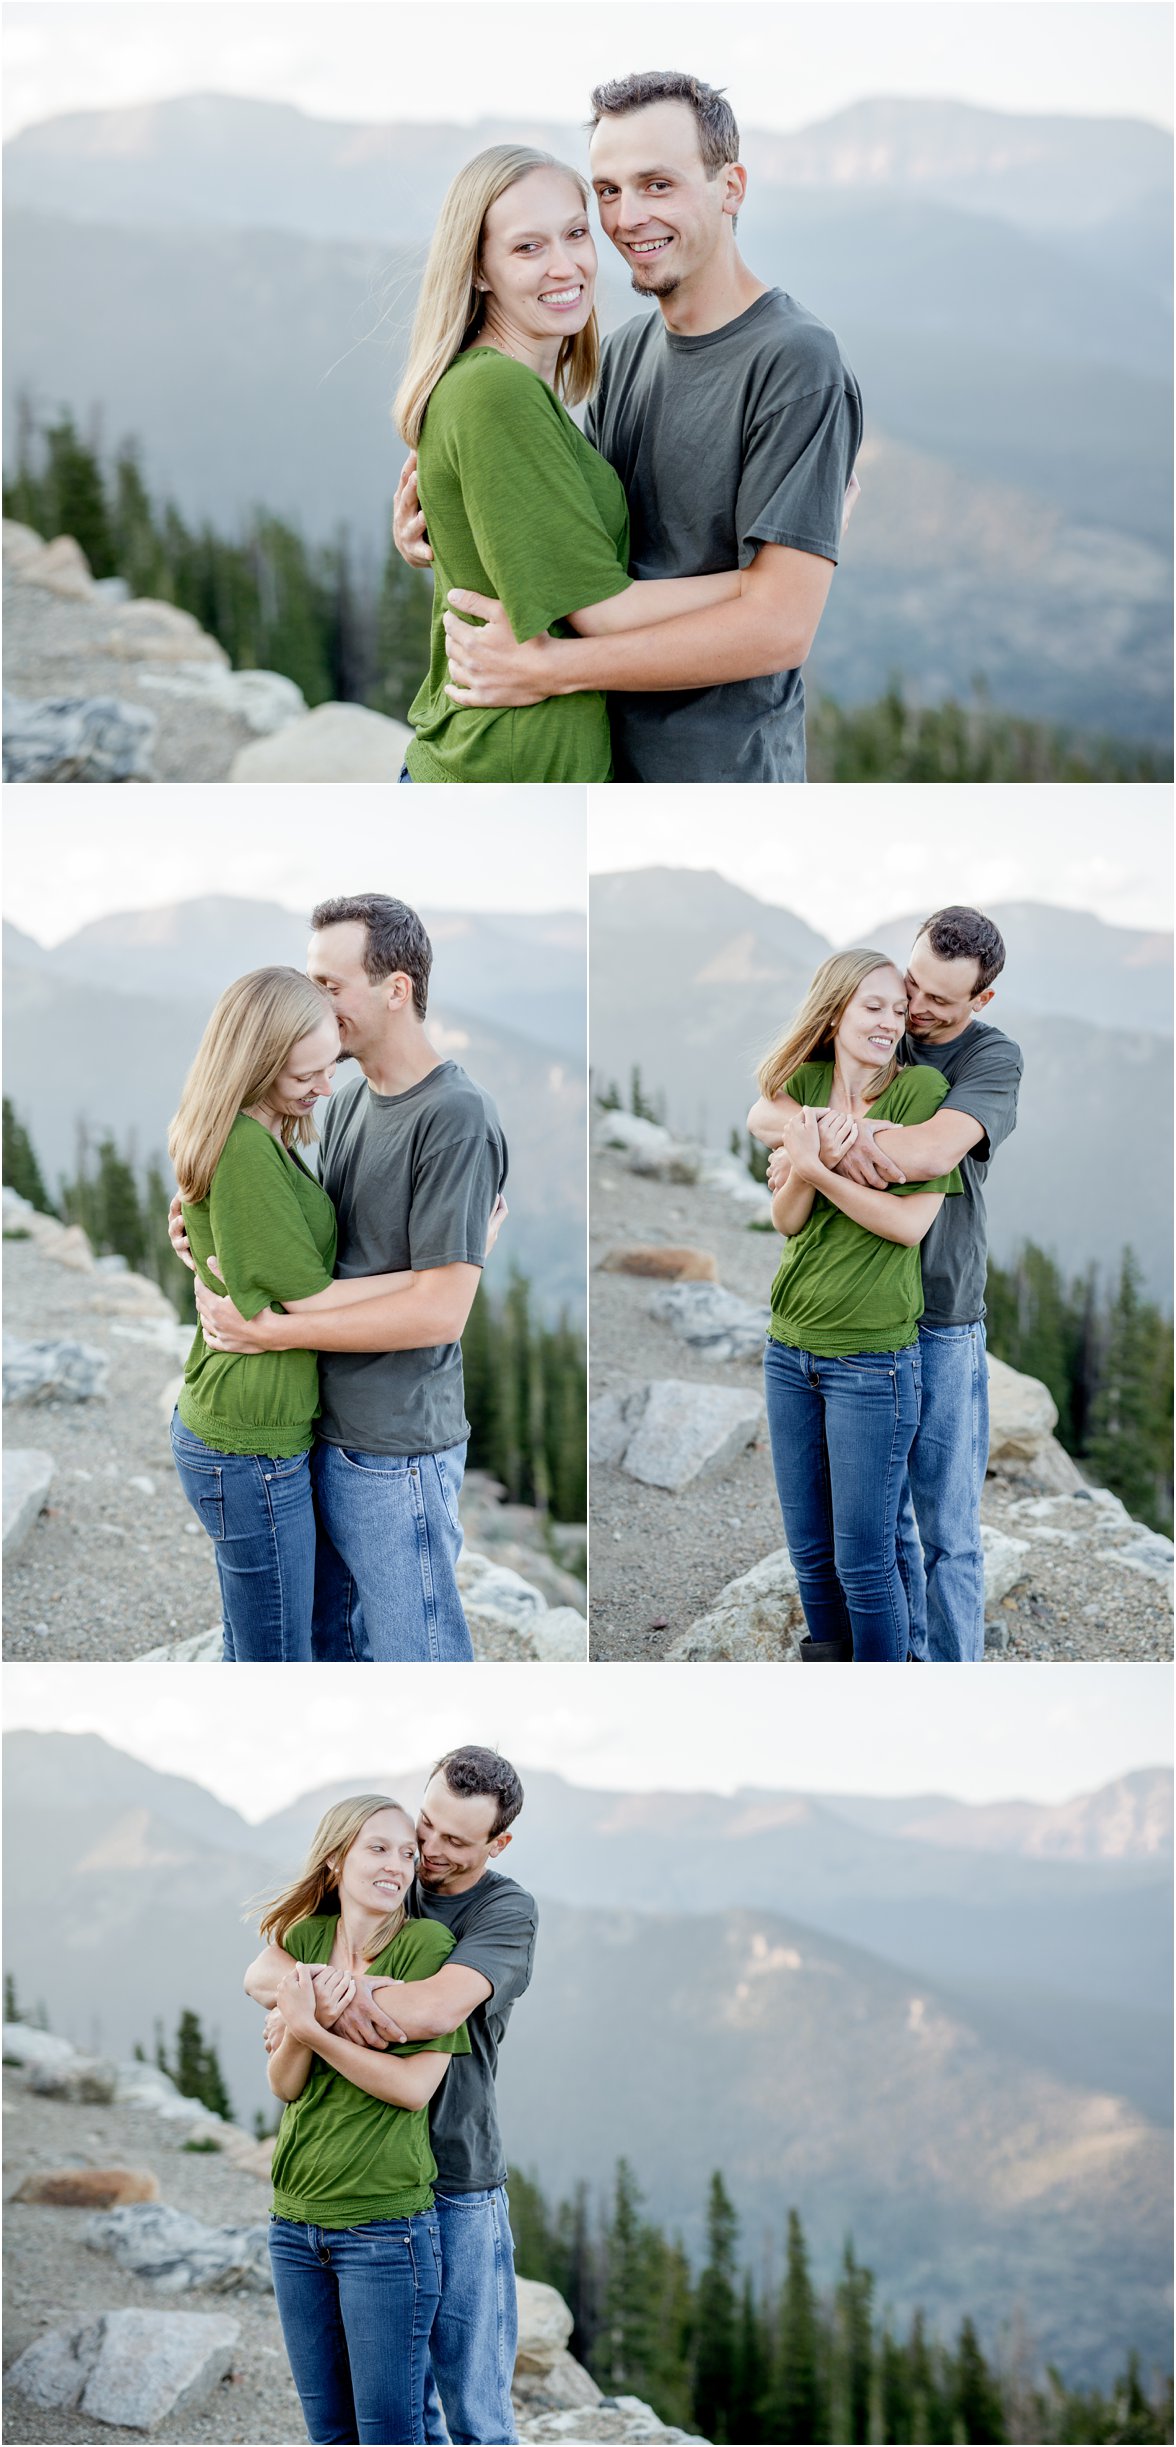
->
[86,2202,272,2294]
[7,2308,240,2432]
[2,1448,55,1558]
[229,700,409,781]
[4,1336,109,1404]
[591,1379,766,1493]
[667,1521,1031,1661]
[15,2169,160,2208]
[3,691,157,781]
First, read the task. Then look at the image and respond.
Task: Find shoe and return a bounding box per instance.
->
[798,1635,853,1661]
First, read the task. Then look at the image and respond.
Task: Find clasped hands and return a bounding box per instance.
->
[265,1963,410,2056]
[766,1111,906,1195]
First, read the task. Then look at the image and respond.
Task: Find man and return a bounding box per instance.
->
[186,894,508,1663]
[246,1746,537,2447]
[397,69,862,783]
[750,908,1022,1661]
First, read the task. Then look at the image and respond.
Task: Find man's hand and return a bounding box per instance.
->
[766,1147,791,1195]
[194,1274,275,1354]
[393,454,433,568]
[330,1975,409,2050]
[167,1193,197,1277]
[485,1192,508,1259]
[828,1116,906,1189]
[263,2007,285,2056]
[842,470,861,536]
[443,594,552,707]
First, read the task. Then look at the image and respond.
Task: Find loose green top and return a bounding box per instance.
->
[768,1064,962,1357]
[407,349,632,784]
[178,1113,338,1458]
[270,1915,471,2227]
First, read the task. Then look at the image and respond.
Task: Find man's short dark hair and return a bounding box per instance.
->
[433,1745,524,1838]
[588,71,740,174]
[917,907,1006,995]
[310,894,432,1019]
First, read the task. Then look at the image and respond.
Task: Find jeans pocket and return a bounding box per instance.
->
[433,1450,464,1532]
[266,1450,310,1478]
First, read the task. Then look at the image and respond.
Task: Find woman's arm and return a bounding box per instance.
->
[817,1175,946,1248]
[268,2023,314,2102]
[308,2027,454,2110]
[566,569,742,635]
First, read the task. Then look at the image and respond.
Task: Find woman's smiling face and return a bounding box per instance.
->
[265,1014,340,1121]
[478,166,597,347]
[334,1808,418,1916]
[834,965,908,1067]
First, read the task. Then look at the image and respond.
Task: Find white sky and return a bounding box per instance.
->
[1,787,587,943]
[587,783,1175,941]
[3,2,1171,142]
[2,1663,1169,1821]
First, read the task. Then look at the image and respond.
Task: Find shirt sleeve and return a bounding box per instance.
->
[408,1132,506,1273]
[446,1886,537,2013]
[204,1129,336,1320]
[738,379,863,567]
[384,1919,472,2060]
[453,361,632,640]
[783,1064,829,1106]
[937,1034,1023,1162]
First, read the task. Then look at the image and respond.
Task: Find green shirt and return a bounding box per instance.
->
[270,1915,471,2228]
[768,1064,963,1357]
[178,1113,337,1458]
[407,348,632,784]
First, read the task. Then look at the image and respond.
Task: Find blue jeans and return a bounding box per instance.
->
[310,1439,474,1663]
[169,1413,315,1661]
[399,763,414,782]
[269,2212,442,2446]
[763,1339,921,1661]
[898,1319,990,1662]
[423,2185,519,2447]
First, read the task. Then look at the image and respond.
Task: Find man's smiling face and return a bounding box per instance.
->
[904,938,994,1043]
[589,98,735,298]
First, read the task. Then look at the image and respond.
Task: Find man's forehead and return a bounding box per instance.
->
[308,921,366,971]
[419,1774,496,1832]
[589,98,705,173]
[907,944,978,991]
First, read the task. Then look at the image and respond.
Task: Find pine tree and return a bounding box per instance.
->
[952,2316,1007,2443]
[692,2173,740,2442]
[1086,1250,1172,1534]
[40,412,115,573]
[593,2161,655,2400]
[766,2207,823,2444]
[730,2272,769,2445]
[2,1100,53,1212]
[3,1971,20,2022]
[373,534,434,722]
[834,2238,875,2445]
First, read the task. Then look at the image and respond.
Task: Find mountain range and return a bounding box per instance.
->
[3,1731,1170,2384]
[2,895,586,1315]
[589,870,1174,1300]
[3,93,1171,739]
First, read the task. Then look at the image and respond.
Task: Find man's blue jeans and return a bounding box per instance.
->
[310,1439,474,1663]
[423,2185,519,2447]
[898,1319,990,1662]
[763,1339,921,1661]
[169,1414,315,1661]
[269,2211,442,2445]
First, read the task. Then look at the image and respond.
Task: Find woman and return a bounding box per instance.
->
[393,145,745,784]
[167,968,427,1662]
[753,953,962,1663]
[257,1795,470,2447]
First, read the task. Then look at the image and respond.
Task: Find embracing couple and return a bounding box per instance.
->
[748,907,1023,1663]
[392,68,863,785]
[165,894,508,1663]
[245,1745,536,2446]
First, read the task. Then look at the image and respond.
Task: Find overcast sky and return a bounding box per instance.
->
[2,788,586,943]
[4,3,1170,139]
[3,1663,1169,1821]
[588,783,1175,942]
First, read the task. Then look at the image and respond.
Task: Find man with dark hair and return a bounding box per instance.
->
[398,68,861,783]
[750,906,1021,1660]
[246,1745,537,2445]
[188,895,508,1663]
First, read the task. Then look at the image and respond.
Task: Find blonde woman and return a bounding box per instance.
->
[749,953,962,1662]
[253,1795,470,2446]
[168,968,420,1662]
[393,143,744,784]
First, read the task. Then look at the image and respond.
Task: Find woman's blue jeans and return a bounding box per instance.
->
[269,2212,442,2446]
[398,763,414,783]
[169,1413,315,1662]
[763,1338,921,1661]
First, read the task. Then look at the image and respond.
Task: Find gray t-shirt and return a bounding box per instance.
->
[901,1022,1022,1326]
[316,1061,507,1457]
[585,288,862,784]
[409,1869,537,2193]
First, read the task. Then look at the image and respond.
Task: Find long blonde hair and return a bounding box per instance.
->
[168,967,333,1203]
[395,145,601,446]
[256,1795,414,1961]
[758,951,904,1106]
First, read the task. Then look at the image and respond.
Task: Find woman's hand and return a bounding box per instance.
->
[167,1193,197,1276]
[816,1112,859,1170]
[779,1106,835,1187]
[393,454,434,568]
[310,1964,358,2030]
[485,1193,508,1259]
[276,1962,324,2045]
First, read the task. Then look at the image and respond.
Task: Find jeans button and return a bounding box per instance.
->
[410,1467,419,1477]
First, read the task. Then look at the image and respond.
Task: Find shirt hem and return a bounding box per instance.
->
[314,1424,471,1459]
[176,1400,314,1459]
[271,2184,434,2226]
[768,1324,918,1357]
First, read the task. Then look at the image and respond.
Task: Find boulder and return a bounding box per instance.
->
[467,1613,541,1662]
[86,2200,272,2294]
[981,1523,1032,1606]
[515,2277,575,2373]
[2,518,46,571]
[138,662,306,733]
[139,1626,224,1663]
[599,1246,719,1282]
[229,700,409,781]
[588,1390,640,1467]
[3,1336,108,1404]
[526,1606,588,1662]
[2,2023,78,2072]
[3,692,156,782]
[458,1552,546,1628]
[27,2055,119,2104]
[16,2167,160,2208]
[21,533,95,599]
[6,2307,240,2430]
[521,2405,706,2443]
[46,1223,97,1271]
[103,599,230,666]
[514,2349,604,2414]
[3,1448,55,1557]
[1096,1528,1174,1592]
[987,1355,1058,1463]
[593,1111,701,1181]
[647,1280,770,1361]
[620,1380,766,1493]
[669,1547,805,1662]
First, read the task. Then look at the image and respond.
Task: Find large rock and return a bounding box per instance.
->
[981,1523,1032,1606]
[6,2308,239,2430]
[103,599,229,667]
[669,1547,805,1661]
[138,663,306,733]
[45,1223,97,1272]
[139,1626,224,1663]
[230,701,409,781]
[514,2349,604,2415]
[592,1111,701,1182]
[987,1355,1058,1462]
[515,2278,575,2373]
[525,1606,588,1662]
[16,2168,159,2208]
[618,1380,766,1493]
[599,1245,719,1283]
[3,1448,54,1556]
[27,2054,119,2104]
[2,2023,78,2072]
[458,1552,546,1629]
[647,1280,770,1361]
[522,2404,706,2443]
[14,533,95,599]
[3,1336,108,1404]
[3,692,156,781]
[86,2201,272,2294]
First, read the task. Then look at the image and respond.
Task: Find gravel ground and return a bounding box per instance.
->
[4,574,255,781]
[2,2070,299,2447]
[3,1240,221,1659]
[588,1154,1173,1663]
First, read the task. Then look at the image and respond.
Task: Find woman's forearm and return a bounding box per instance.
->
[268,2028,314,2101]
[567,569,741,636]
[771,1178,816,1237]
[309,2025,448,2108]
[818,1172,942,1246]
[283,1270,413,1317]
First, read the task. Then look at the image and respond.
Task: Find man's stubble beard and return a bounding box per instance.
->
[631,272,680,299]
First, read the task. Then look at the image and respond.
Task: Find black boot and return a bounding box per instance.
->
[798,1635,853,1661]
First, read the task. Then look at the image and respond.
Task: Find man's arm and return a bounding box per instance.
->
[849,1109,985,1184]
[195,1259,481,1357]
[365,1962,493,2044]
